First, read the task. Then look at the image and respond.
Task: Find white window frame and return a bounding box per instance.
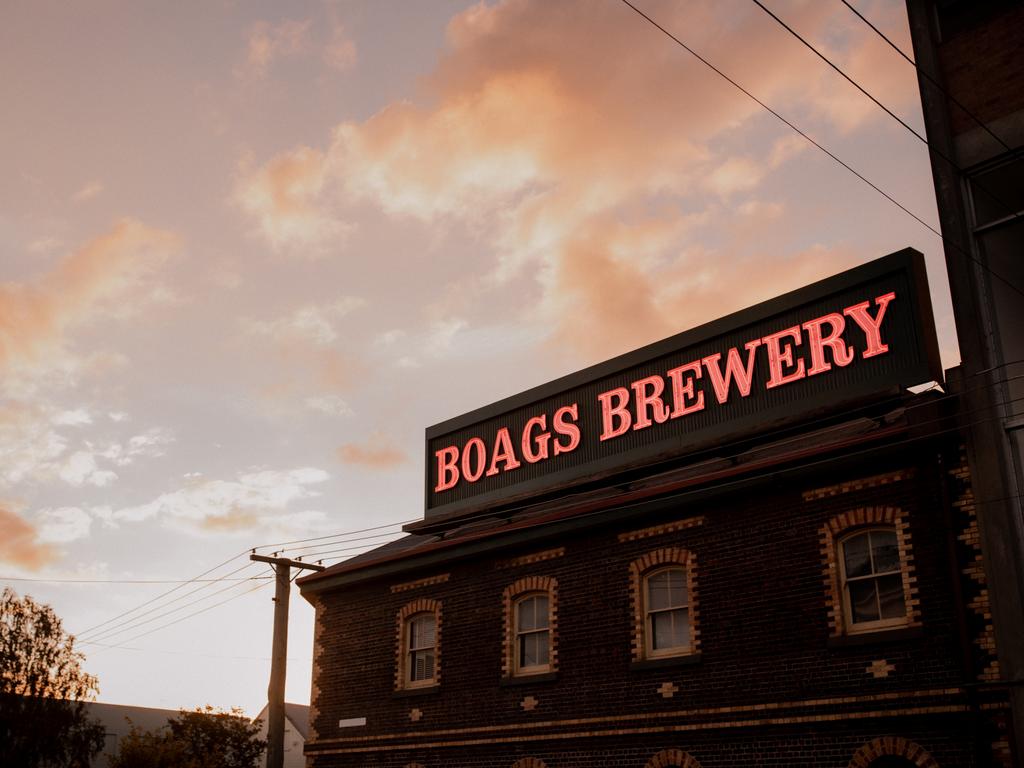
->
[513,592,551,676]
[643,565,690,659]
[404,611,437,687]
[838,526,909,634]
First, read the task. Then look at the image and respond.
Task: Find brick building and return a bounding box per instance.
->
[298,252,1015,766]
[906,2,1024,762]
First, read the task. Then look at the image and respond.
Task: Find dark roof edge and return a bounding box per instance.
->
[299,415,940,598]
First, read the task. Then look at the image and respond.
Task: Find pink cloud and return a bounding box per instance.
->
[0,505,57,570]
[0,219,180,377]
[337,434,407,469]
[237,0,920,359]
[242,19,310,78]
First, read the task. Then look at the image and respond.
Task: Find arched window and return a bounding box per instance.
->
[514,593,550,673]
[839,527,907,632]
[644,567,689,657]
[502,576,558,679]
[395,598,441,690]
[405,612,437,685]
[629,548,698,662]
[820,507,920,638]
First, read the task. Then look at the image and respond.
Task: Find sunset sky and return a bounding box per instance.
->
[1,0,958,715]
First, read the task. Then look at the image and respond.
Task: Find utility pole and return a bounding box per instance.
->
[251,552,324,768]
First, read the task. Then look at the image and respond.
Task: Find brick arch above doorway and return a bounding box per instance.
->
[644,748,703,768]
[849,737,939,768]
[511,758,547,768]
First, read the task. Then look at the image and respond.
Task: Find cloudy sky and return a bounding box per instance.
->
[1,0,956,714]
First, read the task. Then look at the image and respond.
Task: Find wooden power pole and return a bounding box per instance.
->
[251,553,324,768]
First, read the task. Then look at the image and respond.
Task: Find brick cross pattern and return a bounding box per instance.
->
[520,695,539,711]
[866,659,895,678]
[657,682,679,699]
[409,708,423,722]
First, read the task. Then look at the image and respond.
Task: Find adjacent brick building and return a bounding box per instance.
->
[298,253,1015,766]
[907,3,1024,763]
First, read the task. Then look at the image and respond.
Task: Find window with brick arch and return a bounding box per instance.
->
[405,612,436,686]
[644,566,690,657]
[514,593,551,673]
[839,527,908,632]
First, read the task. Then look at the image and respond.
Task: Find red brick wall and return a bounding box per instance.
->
[305,444,1007,766]
[938,6,1024,136]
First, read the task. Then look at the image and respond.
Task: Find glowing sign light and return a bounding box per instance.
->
[422,249,940,524]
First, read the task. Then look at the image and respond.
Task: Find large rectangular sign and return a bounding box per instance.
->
[423,249,941,524]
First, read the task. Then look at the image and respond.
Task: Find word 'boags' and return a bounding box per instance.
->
[433,291,895,494]
[433,405,580,492]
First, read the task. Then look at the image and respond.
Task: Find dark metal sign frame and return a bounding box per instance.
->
[421,249,941,525]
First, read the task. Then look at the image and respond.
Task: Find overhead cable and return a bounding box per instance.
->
[617,0,1024,301]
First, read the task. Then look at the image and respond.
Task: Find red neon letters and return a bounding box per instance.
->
[434,292,896,494]
[434,403,581,493]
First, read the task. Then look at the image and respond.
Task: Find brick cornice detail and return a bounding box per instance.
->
[390,573,450,593]
[645,748,703,768]
[618,516,704,543]
[848,736,939,767]
[803,469,913,501]
[497,547,565,568]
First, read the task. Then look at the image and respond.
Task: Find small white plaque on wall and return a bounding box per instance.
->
[338,717,367,728]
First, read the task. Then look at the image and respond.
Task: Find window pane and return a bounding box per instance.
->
[520,633,537,667]
[843,533,872,578]
[648,568,686,610]
[410,615,435,650]
[517,598,535,632]
[647,571,671,610]
[651,610,688,651]
[652,611,673,650]
[535,630,549,666]
[534,596,548,629]
[670,608,690,649]
[667,568,686,605]
[411,649,435,681]
[870,531,900,574]
[517,596,548,632]
[848,579,880,624]
[877,574,906,619]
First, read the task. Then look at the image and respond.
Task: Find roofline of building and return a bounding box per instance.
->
[298,396,956,598]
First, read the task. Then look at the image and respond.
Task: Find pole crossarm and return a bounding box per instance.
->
[249,553,326,571]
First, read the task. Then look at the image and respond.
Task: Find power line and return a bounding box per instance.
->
[838,0,1019,157]
[79,563,268,645]
[73,549,252,638]
[84,580,272,655]
[282,541,399,564]
[84,377,1024,654]
[87,409,1024,658]
[250,518,418,551]
[1,575,272,585]
[266,527,408,557]
[77,525,409,645]
[312,390,1024,568]
[81,639,311,663]
[616,0,1024,302]
[749,0,1022,223]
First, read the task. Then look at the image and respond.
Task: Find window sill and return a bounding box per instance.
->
[630,653,701,671]
[393,684,440,698]
[500,672,558,686]
[827,625,923,649]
